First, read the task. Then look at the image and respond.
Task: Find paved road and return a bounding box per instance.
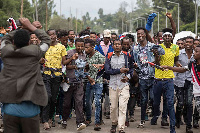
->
[40,105,200,133]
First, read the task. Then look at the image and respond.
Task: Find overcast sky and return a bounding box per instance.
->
[53,0,137,19]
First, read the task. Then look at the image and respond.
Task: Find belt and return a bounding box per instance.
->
[155,78,172,81]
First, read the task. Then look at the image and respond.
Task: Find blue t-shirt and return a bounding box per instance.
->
[3,101,40,118]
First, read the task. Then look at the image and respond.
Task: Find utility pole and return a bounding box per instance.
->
[46,0,48,31]
[76,8,78,34]
[21,0,23,17]
[60,0,61,16]
[35,0,38,21]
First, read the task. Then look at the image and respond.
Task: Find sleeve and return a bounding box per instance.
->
[61,45,67,57]
[1,30,17,49]
[175,45,179,57]
[34,29,51,52]
[104,57,121,75]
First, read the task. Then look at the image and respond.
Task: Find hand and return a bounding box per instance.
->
[92,64,104,69]
[121,76,129,83]
[72,53,78,60]
[175,62,182,67]
[120,67,129,73]
[166,12,172,19]
[152,49,159,56]
[39,58,47,64]
[161,65,169,71]
[19,18,37,32]
[89,77,95,85]
[134,63,138,68]
[32,21,42,29]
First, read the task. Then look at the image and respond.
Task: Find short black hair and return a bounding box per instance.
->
[136,27,147,33]
[113,39,121,45]
[121,36,130,44]
[46,29,56,35]
[162,28,173,34]
[185,36,194,42]
[84,39,95,47]
[14,29,30,48]
[126,34,134,42]
[90,32,96,35]
[177,38,184,42]
[75,38,84,45]
[68,30,74,35]
[194,39,200,42]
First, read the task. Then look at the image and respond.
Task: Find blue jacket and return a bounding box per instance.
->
[95,41,114,56]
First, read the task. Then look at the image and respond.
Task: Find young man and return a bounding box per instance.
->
[173,36,194,133]
[152,28,180,133]
[105,39,134,133]
[62,38,86,131]
[133,27,164,128]
[41,29,75,130]
[90,32,97,42]
[0,18,50,133]
[194,39,200,50]
[66,30,76,51]
[95,29,114,119]
[84,39,105,131]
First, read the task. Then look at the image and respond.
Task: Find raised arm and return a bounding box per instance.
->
[166,13,176,37]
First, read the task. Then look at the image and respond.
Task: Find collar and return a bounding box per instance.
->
[113,51,123,56]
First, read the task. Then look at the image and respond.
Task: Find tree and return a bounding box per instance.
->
[98,8,103,19]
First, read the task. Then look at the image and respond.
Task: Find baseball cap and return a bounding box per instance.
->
[103,29,111,38]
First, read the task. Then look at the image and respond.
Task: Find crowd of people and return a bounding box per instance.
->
[0,12,200,133]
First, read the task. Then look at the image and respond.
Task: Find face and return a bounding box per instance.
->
[163,34,172,44]
[103,37,110,45]
[185,38,193,50]
[137,29,146,43]
[157,32,163,44]
[30,34,39,45]
[75,42,84,53]
[60,36,68,46]
[90,34,96,42]
[68,31,75,40]
[84,43,93,55]
[122,39,130,52]
[176,40,184,50]
[48,30,57,42]
[113,40,122,52]
[194,47,200,60]
[111,35,117,41]
[194,40,200,50]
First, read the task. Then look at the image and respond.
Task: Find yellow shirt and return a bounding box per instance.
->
[44,43,67,76]
[155,43,179,79]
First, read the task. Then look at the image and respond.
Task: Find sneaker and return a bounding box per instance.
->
[84,120,92,127]
[193,120,199,128]
[110,125,117,133]
[43,122,50,130]
[137,121,145,128]
[94,124,101,131]
[77,123,86,131]
[161,118,169,126]
[61,121,67,129]
[186,127,193,133]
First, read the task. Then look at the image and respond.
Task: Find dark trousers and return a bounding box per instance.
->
[153,79,176,133]
[62,82,85,125]
[175,80,193,128]
[3,114,39,133]
[42,74,62,123]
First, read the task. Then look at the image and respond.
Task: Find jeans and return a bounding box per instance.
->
[139,78,154,121]
[175,80,193,128]
[85,82,103,124]
[42,74,62,123]
[162,91,169,119]
[153,79,176,133]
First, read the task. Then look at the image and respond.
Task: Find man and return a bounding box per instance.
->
[90,32,97,42]
[133,27,164,128]
[173,36,194,133]
[41,29,75,130]
[152,28,180,133]
[95,29,114,119]
[176,38,185,50]
[105,39,134,133]
[193,39,200,50]
[84,39,105,131]
[62,38,86,131]
[0,18,50,133]
[111,33,118,44]
[162,45,200,133]
[66,30,76,51]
